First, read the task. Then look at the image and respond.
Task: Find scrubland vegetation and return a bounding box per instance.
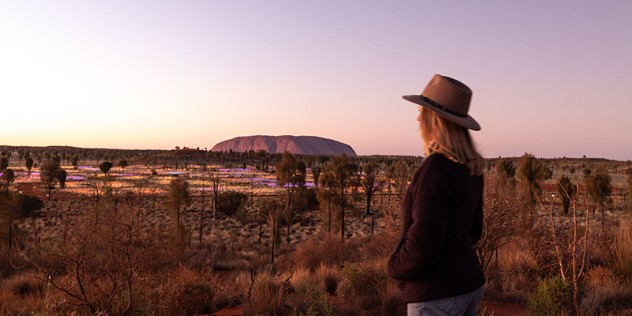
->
[1,146,631,315]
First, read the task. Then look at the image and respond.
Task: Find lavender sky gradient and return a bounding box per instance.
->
[2,1,631,160]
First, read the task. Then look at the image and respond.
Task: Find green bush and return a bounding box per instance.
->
[288,280,334,315]
[527,275,572,315]
[216,191,247,216]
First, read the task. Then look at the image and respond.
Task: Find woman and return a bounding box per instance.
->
[388,74,485,316]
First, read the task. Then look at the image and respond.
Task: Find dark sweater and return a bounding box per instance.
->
[387,154,485,303]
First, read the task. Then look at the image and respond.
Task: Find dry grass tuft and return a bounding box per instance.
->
[581,266,632,315]
[0,271,47,314]
[484,240,538,303]
[613,215,632,281]
[315,263,341,295]
[290,233,359,271]
[357,229,399,260]
[244,271,292,316]
[382,281,403,316]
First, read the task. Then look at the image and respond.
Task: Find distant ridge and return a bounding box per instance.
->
[211,135,356,156]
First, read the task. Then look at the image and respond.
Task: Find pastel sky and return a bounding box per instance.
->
[1,1,631,160]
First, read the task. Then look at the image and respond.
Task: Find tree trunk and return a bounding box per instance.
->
[365,192,372,215]
[340,189,345,242]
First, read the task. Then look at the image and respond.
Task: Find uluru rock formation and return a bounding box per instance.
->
[211,135,356,156]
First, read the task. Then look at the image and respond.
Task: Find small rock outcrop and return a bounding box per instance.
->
[211,135,356,156]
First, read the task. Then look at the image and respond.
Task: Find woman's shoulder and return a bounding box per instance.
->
[414,153,451,179]
[421,153,453,168]
[420,153,470,178]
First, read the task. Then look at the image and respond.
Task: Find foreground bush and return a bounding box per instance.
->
[244,271,292,316]
[154,266,238,315]
[528,275,573,315]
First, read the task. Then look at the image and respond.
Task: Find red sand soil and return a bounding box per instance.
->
[208,302,526,316]
[16,183,43,199]
[210,307,243,316]
[16,182,77,201]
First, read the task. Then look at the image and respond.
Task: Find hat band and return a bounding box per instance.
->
[421,95,467,118]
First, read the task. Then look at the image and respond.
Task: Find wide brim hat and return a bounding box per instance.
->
[403,74,481,131]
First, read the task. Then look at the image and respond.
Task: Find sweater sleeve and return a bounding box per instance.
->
[388,156,451,280]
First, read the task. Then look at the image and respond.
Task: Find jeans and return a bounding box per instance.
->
[407,287,483,316]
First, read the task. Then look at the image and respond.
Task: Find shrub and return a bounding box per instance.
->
[527,275,573,315]
[14,194,44,217]
[216,191,247,216]
[339,262,388,311]
[495,158,516,178]
[290,234,358,271]
[154,266,233,315]
[288,279,334,315]
[292,187,319,212]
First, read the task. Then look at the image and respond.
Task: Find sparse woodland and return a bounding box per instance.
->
[1,146,631,315]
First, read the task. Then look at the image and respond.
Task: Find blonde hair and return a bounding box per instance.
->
[419,107,484,175]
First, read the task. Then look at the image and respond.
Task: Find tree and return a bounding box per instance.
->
[390,161,410,196]
[40,159,62,200]
[14,194,44,217]
[585,170,612,222]
[216,191,247,216]
[99,161,113,176]
[0,157,8,170]
[259,198,282,263]
[275,152,306,244]
[1,169,15,192]
[0,192,16,251]
[209,171,220,234]
[71,155,79,169]
[476,173,525,275]
[495,158,516,178]
[517,153,549,223]
[557,175,577,215]
[168,176,192,249]
[626,170,632,211]
[318,168,337,233]
[358,161,384,215]
[311,166,321,188]
[57,169,68,189]
[320,154,357,241]
[118,159,129,170]
[1,192,43,252]
[25,156,34,176]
